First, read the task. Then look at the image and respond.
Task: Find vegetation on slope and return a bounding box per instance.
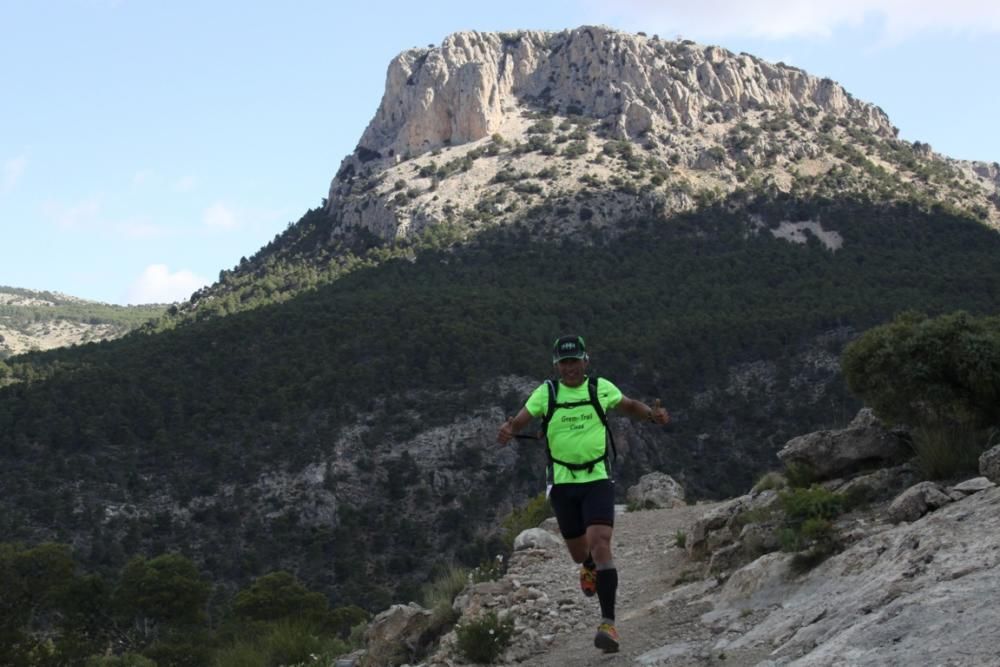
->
[1,196,998,613]
[0,287,165,359]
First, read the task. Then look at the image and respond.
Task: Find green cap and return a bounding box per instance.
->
[552,335,587,362]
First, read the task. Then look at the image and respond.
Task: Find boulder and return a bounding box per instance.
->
[687,494,752,558]
[979,444,1000,484]
[361,603,433,667]
[950,476,996,494]
[513,528,563,551]
[626,472,686,510]
[538,516,561,535]
[833,463,919,503]
[778,408,912,481]
[886,481,953,523]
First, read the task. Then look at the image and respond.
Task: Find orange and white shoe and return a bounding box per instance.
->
[594,622,620,653]
[579,563,597,597]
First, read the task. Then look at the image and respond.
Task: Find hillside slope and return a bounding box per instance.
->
[0,286,164,358]
[179,27,999,320]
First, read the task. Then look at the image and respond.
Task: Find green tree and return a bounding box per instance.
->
[843,311,1000,478]
[842,311,1000,428]
[232,571,329,624]
[0,542,76,665]
[116,553,210,634]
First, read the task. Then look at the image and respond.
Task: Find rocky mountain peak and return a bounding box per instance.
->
[356,26,894,161]
[312,25,997,254]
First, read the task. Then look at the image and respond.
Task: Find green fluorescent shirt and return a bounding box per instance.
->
[525,377,623,484]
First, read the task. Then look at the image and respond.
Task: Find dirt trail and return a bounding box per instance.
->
[507,502,774,667]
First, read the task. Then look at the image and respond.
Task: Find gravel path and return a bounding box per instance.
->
[497,502,775,667]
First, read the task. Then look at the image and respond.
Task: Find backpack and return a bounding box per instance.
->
[540,376,618,483]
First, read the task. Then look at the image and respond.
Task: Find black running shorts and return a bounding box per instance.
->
[548,479,615,539]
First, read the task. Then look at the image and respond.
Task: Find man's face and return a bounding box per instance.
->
[556,357,587,387]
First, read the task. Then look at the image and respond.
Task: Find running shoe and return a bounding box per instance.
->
[594,622,620,653]
[579,563,597,597]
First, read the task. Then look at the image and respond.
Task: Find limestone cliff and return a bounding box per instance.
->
[356,27,893,160]
[320,26,999,247]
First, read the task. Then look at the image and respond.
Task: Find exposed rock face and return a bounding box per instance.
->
[314,25,1000,255]
[356,27,893,162]
[719,486,1000,665]
[777,408,911,480]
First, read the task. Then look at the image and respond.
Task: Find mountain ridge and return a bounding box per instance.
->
[175,26,998,321]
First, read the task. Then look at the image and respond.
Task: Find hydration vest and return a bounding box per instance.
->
[540,376,618,482]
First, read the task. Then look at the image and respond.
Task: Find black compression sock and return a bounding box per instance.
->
[596,567,618,621]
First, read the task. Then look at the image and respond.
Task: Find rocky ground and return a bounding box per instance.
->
[416,485,1000,666]
[496,502,773,667]
[353,414,1000,667]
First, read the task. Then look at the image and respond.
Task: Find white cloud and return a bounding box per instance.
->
[125,264,209,304]
[2,155,27,193]
[42,196,103,230]
[132,169,155,186]
[172,175,197,193]
[583,0,1000,41]
[203,201,239,230]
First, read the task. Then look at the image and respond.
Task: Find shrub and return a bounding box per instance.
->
[674,530,687,549]
[912,422,986,480]
[843,311,1000,480]
[752,471,787,492]
[784,462,818,489]
[421,566,467,628]
[527,119,554,134]
[842,311,1000,430]
[774,486,848,570]
[562,140,588,158]
[214,620,349,667]
[469,555,506,583]
[501,493,553,548]
[779,486,844,524]
[455,611,515,664]
[422,567,469,608]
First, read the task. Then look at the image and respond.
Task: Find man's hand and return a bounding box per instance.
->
[498,416,516,445]
[650,398,670,425]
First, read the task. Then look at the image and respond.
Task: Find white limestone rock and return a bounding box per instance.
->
[514,527,564,551]
[950,476,996,494]
[978,443,1000,483]
[777,408,912,480]
[626,471,686,509]
[886,481,952,524]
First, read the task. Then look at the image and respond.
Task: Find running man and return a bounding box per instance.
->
[497,334,670,653]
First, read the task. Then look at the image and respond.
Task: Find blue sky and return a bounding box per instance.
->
[2,1,998,304]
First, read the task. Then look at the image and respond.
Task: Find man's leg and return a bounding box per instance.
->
[563,534,598,596]
[563,535,591,563]
[550,485,598,597]
[579,480,619,653]
[586,524,617,621]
